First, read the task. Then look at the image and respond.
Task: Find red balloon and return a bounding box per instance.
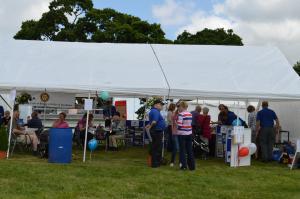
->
[239,147,249,157]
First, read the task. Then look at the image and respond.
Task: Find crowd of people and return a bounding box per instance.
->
[0,99,281,166]
[145,99,281,170]
[0,100,126,157]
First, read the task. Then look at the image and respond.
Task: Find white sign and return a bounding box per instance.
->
[233,126,244,144]
[19,104,33,124]
[131,120,139,127]
[9,89,16,102]
[84,99,93,111]
[28,91,75,108]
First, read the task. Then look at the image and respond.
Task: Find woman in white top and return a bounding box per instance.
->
[247,105,257,143]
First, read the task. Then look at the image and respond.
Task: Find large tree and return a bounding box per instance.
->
[174,28,243,45]
[14,0,170,43]
[294,61,300,76]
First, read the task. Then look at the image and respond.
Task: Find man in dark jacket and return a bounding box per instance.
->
[27,111,43,130]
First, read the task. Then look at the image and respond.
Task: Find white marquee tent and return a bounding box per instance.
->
[1,40,300,155]
[1,40,300,100]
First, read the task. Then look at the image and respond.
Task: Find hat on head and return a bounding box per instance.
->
[153,99,165,105]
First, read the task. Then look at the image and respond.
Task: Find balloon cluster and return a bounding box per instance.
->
[238,143,257,157]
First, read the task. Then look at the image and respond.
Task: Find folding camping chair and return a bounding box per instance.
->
[10,132,33,156]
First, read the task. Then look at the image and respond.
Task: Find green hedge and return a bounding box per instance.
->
[0,126,8,151]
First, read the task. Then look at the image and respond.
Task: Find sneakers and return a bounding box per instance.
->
[170,163,174,167]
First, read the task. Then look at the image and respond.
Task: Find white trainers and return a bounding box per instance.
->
[170,163,174,167]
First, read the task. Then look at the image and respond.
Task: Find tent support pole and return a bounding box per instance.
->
[7,89,16,159]
[142,97,148,147]
[256,99,261,111]
[83,93,91,163]
[43,89,47,124]
[0,94,12,110]
[245,99,249,122]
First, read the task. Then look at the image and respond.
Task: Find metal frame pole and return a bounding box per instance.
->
[83,93,91,162]
[6,89,16,159]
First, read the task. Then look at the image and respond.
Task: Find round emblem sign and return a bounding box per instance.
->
[40,92,50,103]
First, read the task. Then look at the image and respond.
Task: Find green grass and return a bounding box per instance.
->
[0,147,300,199]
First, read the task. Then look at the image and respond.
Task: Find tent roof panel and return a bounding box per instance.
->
[1,40,300,100]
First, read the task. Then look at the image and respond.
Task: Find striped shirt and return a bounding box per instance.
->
[177,111,193,135]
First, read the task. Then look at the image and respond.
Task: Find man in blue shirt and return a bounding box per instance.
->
[256,101,280,162]
[146,99,166,168]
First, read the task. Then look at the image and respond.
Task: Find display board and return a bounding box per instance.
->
[19,104,33,124]
[230,128,252,167]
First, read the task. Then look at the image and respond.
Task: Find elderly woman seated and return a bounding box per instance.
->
[109,112,125,151]
[52,112,69,128]
[10,110,39,156]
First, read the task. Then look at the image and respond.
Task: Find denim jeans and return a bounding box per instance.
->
[171,135,179,163]
[178,134,195,170]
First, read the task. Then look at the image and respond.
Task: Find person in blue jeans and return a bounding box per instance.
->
[177,101,195,171]
[170,134,179,167]
[170,107,179,167]
[146,99,166,168]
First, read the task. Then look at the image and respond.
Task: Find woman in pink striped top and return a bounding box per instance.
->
[177,101,195,170]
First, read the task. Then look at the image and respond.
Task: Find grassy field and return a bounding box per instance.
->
[0,147,299,199]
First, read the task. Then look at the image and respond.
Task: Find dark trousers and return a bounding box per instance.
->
[259,127,275,162]
[150,130,163,168]
[80,131,94,146]
[178,134,195,170]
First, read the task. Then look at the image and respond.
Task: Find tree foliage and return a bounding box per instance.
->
[135,97,163,120]
[14,0,170,43]
[294,61,300,76]
[174,28,243,45]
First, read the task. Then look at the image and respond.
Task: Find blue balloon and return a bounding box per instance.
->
[99,91,110,101]
[232,119,242,126]
[88,139,98,151]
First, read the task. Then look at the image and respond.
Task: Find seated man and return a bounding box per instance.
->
[109,112,125,150]
[27,111,43,130]
[9,110,39,156]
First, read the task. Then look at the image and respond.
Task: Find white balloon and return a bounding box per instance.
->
[249,143,257,155]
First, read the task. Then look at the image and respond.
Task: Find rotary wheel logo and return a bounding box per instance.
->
[40,92,50,102]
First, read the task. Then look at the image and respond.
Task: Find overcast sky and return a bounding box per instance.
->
[0,0,299,65]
